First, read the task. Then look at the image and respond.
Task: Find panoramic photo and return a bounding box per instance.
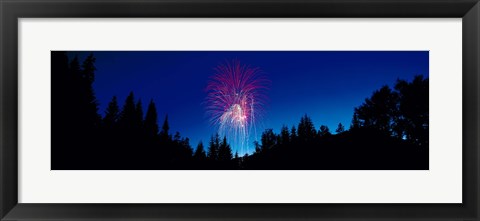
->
[51,51,429,170]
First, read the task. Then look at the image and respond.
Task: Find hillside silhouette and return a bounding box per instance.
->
[51,52,428,170]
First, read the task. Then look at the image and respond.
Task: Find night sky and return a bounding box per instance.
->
[68,51,428,154]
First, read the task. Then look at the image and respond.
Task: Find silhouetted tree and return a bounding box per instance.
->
[51,53,105,169]
[81,53,96,83]
[214,133,221,156]
[254,141,261,153]
[207,134,219,160]
[193,142,207,160]
[180,137,193,158]
[394,75,429,146]
[160,115,171,142]
[70,55,81,73]
[298,114,316,141]
[261,129,277,151]
[103,96,120,128]
[352,75,428,146]
[218,136,233,161]
[335,123,345,134]
[118,92,137,130]
[355,85,398,133]
[134,99,144,130]
[290,126,297,141]
[69,56,83,127]
[144,99,159,138]
[318,125,331,137]
[280,125,290,144]
[114,92,142,165]
[350,112,360,129]
[173,131,181,143]
[80,53,101,127]
[233,152,241,168]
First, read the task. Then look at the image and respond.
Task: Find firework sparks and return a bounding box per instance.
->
[205,60,268,155]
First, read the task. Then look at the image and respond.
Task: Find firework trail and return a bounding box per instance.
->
[205,60,268,155]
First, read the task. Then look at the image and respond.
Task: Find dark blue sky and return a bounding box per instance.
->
[69,51,428,154]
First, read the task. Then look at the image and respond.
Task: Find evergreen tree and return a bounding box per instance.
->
[53,53,101,168]
[68,55,82,122]
[69,55,81,80]
[280,125,290,144]
[193,142,207,160]
[218,136,233,161]
[214,133,221,154]
[335,123,345,133]
[160,115,171,142]
[207,135,219,160]
[81,53,96,84]
[118,92,136,130]
[180,137,193,157]
[116,92,138,160]
[290,126,297,141]
[261,129,277,151]
[104,96,120,127]
[80,53,100,127]
[144,99,159,137]
[297,114,316,141]
[134,99,144,129]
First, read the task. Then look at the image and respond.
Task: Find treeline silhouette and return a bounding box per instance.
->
[52,52,428,170]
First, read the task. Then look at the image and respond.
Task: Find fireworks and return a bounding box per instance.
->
[205,60,268,155]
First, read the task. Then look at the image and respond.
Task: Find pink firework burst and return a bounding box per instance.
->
[205,60,269,155]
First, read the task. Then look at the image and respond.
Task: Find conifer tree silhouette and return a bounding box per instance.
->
[207,134,220,161]
[280,125,290,144]
[134,99,144,130]
[144,99,159,138]
[218,136,233,161]
[261,129,277,151]
[104,96,120,128]
[297,114,316,141]
[290,126,297,141]
[80,53,101,128]
[193,142,207,160]
[335,123,345,134]
[119,92,137,130]
[160,115,171,142]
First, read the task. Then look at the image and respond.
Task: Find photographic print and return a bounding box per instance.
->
[51,51,429,170]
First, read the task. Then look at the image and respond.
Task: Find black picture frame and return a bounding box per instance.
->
[1,0,479,220]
